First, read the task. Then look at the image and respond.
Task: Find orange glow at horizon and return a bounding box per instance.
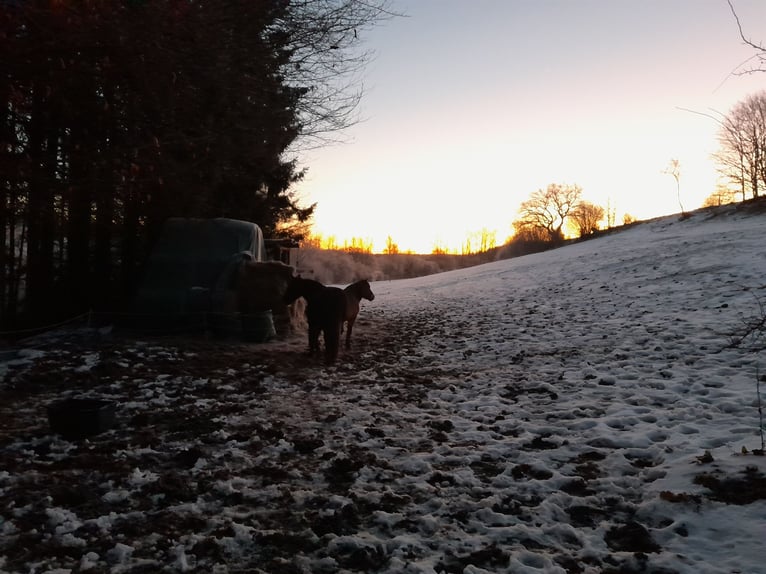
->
[304,226,504,255]
[300,128,726,254]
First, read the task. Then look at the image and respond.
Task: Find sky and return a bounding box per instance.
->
[293,0,766,254]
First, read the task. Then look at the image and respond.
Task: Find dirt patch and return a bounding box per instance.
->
[693,466,766,504]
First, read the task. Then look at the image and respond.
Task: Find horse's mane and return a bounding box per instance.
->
[284,275,326,305]
[299,277,325,288]
[345,278,368,290]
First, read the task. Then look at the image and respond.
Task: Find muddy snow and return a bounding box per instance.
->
[2,203,766,574]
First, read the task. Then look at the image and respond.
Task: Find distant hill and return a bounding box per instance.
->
[298,196,766,285]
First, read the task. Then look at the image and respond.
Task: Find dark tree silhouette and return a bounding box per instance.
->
[715,91,766,202]
[570,201,605,238]
[0,1,391,329]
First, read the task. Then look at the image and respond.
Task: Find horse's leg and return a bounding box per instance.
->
[343,299,359,348]
[324,320,341,364]
[345,316,356,349]
[305,302,321,355]
[306,312,320,355]
[321,288,346,364]
[308,320,321,355]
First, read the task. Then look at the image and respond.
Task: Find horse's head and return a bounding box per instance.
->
[355,279,375,301]
[282,275,303,305]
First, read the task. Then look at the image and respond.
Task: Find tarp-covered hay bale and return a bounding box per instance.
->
[132,217,296,339]
[236,260,298,338]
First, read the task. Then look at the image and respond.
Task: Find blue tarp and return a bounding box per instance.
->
[133,217,265,320]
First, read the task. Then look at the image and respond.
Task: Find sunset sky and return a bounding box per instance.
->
[294,0,766,254]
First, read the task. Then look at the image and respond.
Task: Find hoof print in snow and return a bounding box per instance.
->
[325,455,365,490]
[145,471,196,503]
[255,531,320,558]
[571,450,607,463]
[427,471,456,486]
[625,453,662,469]
[430,430,449,443]
[435,544,509,574]
[365,426,385,438]
[253,423,284,441]
[604,521,660,553]
[376,491,412,512]
[560,478,595,497]
[428,419,454,432]
[523,434,558,450]
[511,463,553,480]
[173,447,204,468]
[470,458,504,481]
[659,490,703,504]
[312,503,361,536]
[332,541,388,571]
[292,436,324,453]
[492,494,543,516]
[502,384,558,401]
[567,504,607,527]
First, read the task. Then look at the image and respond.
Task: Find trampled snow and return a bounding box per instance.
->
[1,203,765,573]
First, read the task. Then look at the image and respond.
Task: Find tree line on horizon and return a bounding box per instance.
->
[303,184,630,258]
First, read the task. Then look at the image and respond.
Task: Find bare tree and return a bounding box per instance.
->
[515,183,583,243]
[570,201,605,238]
[384,235,399,255]
[344,237,373,253]
[479,228,497,252]
[663,159,684,215]
[461,228,497,254]
[606,198,617,229]
[503,219,553,258]
[279,1,397,147]
[714,109,751,202]
[715,91,766,200]
[511,220,550,243]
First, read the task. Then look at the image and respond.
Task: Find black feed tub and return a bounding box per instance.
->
[47,398,116,440]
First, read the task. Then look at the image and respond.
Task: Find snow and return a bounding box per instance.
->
[1,203,765,573]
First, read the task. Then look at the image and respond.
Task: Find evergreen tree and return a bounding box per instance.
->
[0,1,389,327]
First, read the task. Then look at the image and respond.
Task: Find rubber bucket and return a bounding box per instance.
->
[47,398,117,440]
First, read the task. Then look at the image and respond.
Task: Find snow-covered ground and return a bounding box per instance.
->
[1,203,765,574]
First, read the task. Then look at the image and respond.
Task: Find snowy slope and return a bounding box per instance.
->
[1,203,765,574]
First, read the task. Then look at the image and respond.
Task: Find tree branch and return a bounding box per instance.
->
[727,0,766,74]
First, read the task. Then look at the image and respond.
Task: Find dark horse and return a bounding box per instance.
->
[342,279,375,349]
[283,276,347,364]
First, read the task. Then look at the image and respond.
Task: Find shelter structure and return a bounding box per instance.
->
[132,218,286,339]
